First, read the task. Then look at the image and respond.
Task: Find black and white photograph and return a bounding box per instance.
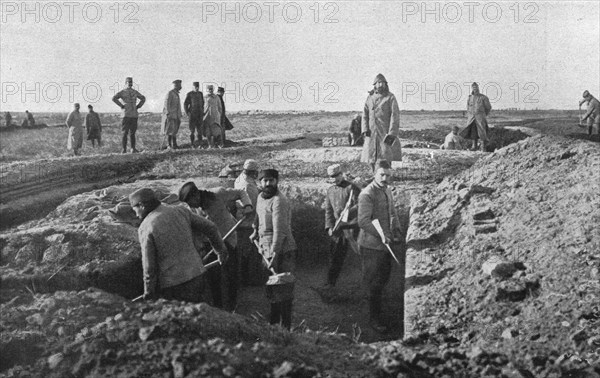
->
[1,1,599,376]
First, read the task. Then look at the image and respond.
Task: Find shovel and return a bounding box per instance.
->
[131,260,221,302]
[578,104,586,128]
[371,219,401,266]
[202,218,245,262]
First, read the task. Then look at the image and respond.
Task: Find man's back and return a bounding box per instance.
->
[139,205,204,288]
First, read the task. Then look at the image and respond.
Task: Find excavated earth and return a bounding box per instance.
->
[1,126,599,377]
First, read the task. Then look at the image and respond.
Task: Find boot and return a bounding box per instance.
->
[172,135,178,149]
[167,136,173,149]
[369,295,388,333]
[131,134,138,153]
[190,134,195,147]
[269,302,282,326]
[280,299,293,330]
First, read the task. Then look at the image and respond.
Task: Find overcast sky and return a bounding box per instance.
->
[1,1,598,112]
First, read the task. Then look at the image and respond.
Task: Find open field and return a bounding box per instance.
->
[1,109,590,163]
[0,111,598,377]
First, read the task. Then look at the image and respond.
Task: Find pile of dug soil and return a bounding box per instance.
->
[394,134,600,376]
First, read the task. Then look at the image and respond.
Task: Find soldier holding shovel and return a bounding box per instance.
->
[357,160,406,334]
[250,169,297,330]
[321,164,361,289]
[129,188,228,303]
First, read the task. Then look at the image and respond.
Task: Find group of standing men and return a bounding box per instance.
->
[161,80,232,150]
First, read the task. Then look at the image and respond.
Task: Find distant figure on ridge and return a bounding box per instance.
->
[349,113,363,146]
[112,77,146,153]
[579,90,599,139]
[203,85,223,149]
[440,126,465,150]
[85,105,102,148]
[460,82,491,151]
[361,74,402,172]
[184,81,205,148]
[66,103,84,156]
[161,79,183,150]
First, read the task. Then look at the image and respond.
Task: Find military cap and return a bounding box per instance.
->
[193,81,199,87]
[472,82,479,87]
[129,188,156,207]
[217,87,225,92]
[376,159,391,170]
[125,77,133,82]
[259,169,279,180]
[583,90,590,98]
[207,84,214,90]
[327,164,342,177]
[243,159,259,171]
[88,104,93,109]
[173,79,182,84]
[178,182,199,203]
[373,73,387,85]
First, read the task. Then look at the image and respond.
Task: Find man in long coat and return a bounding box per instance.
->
[85,104,102,147]
[162,80,183,149]
[203,85,223,149]
[66,103,84,156]
[184,81,205,147]
[580,90,600,138]
[361,74,402,172]
[217,87,232,147]
[460,82,492,151]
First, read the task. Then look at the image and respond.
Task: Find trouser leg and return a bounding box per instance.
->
[269,302,282,325]
[222,244,240,311]
[327,236,348,286]
[173,135,178,149]
[205,253,223,308]
[121,130,128,151]
[280,299,293,330]
[361,248,392,323]
[130,129,136,150]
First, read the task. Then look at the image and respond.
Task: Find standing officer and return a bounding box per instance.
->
[357,160,406,334]
[112,77,146,153]
[184,81,205,147]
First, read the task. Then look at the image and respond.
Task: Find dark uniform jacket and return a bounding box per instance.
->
[357,181,401,251]
[184,91,204,116]
[324,180,360,232]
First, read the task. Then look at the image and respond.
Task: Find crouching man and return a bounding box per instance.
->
[130,188,228,302]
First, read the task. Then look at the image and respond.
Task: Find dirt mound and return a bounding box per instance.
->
[0,289,374,377]
[399,134,600,376]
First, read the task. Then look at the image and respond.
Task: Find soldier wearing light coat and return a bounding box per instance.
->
[460,82,492,151]
[203,85,223,148]
[66,103,84,156]
[580,90,600,138]
[161,79,183,149]
[361,73,402,171]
